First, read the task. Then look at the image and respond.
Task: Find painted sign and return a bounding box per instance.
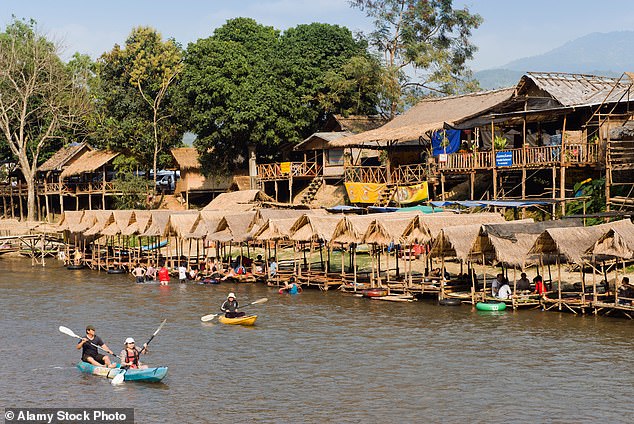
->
[280,162,291,174]
[495,151,513,167]
[345,182,429,204]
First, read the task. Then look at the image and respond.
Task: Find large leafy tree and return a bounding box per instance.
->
[95,27,184,184]
[0,18,89,220]
[178,18,379,174]
[350,0,483,117]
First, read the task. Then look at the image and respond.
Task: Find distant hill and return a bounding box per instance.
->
[475,31,634,89]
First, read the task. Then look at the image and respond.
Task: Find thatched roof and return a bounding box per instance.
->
[171,147,201,171]
[40,142,91,172]
[294,131,354,151]
[203,190,274,211]
[83,210,115,236]
[323,114,388,133]
[60,150,119,178]
[329,88,513,148]
[217,212,258,243]
[67,210,102,233]
[419,212,505,242]
[289,215,343,242]
[430,223,484,261]
[252,217,302,241]
[167,213,200,238]
[100,210,135,236]
[254,209,315,227]
[363,217,419,245]
[57,211,85,231]
[121,210,152,236]
[140,210,173,237]
[589,221,634,259]
[529,219,634,264]
[331,215,376,244]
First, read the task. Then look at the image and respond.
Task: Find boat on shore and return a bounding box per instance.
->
[76,361,168,382]
[218,315,258,326]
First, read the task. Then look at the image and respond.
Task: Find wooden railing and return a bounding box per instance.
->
[344,166,388,184]
[392,163,429,184]
[257,161,322,181]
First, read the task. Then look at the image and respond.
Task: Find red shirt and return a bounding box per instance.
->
[158,267,170,282]
[535,281,547,294]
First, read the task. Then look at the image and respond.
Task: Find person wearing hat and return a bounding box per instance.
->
[119,337,148,369]
[220,292,245,318]
[76,325,116,368]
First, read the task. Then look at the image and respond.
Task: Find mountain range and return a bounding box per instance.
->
[474,31,634,89]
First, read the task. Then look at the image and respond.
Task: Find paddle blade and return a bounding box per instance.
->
[111,371,125,385]
[153,319,167,336]
[251,297,268,305]
[59,326,80,339]
[200,313,219,322]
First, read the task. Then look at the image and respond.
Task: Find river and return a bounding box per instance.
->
[1,256,633,423]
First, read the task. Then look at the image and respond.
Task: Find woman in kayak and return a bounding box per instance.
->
[77,325,116,368]
[119,337,148,369]
[221,292,245,318]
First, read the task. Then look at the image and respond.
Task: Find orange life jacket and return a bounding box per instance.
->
[125,348,139,368]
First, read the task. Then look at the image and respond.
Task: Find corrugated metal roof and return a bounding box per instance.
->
[522,72,633,107]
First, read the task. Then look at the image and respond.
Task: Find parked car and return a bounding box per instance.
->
[156,172,178,193]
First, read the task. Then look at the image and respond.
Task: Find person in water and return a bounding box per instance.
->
[221,292,245,318]
[145,261,157,281]
[119,337,148,369]
[158,263,170,286]
[77,325,116,368]
[132,263,146,284]
[283,276,301,294]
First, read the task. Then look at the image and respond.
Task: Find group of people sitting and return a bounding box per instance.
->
[491,272,548,299]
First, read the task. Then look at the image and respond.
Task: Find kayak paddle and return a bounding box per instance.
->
[58,326,122,360]
[200,297,268,322]
[111,319,167,386]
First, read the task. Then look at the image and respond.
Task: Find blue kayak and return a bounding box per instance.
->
[76,361,168,382]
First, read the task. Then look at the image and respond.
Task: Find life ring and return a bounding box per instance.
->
[439,298,461,306]
[476,301,507,311]
[107,268,126,274]
[66,264,85,270]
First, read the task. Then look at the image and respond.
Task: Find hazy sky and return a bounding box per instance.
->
[2,0,634,71]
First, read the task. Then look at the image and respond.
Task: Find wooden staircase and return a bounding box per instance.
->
[300,177,323,204]
[374,183,397,207]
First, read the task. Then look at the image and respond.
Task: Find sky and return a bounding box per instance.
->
[2,0,634,71]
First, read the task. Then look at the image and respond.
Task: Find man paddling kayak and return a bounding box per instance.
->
[119,337,148,369]
[77,325,116,368]
[221,292,245,318]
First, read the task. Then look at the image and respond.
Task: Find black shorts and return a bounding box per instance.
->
[136,276,144,283]
[82,353,106,365]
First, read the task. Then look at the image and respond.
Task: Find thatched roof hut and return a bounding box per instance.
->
[59,150,119,178]
[188,211,226,239]
[170,147,200,171]
[203,190,274,211]
[529,219,634,264]
[289,215,343,242]
[206,212,258,243]
[329,88,513,148]
[140,211,173,237]
[589,221,634,259]
[252,217,302,241]
[167,213,200,239]
[39,142,91,173]
[100,210,135,237]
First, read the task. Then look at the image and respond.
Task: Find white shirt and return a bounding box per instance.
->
[178,266,187,280]
[497,284,512,299]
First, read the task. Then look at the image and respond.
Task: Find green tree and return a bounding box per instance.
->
[95,27,184,185]
[0,18,89,220]
[178,18,379,174]
[350,0,483,118]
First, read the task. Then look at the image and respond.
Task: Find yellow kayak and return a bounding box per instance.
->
[218,315,258,326]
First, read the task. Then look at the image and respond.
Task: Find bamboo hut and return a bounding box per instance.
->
[528,219,631,313]
[202,190,273,212]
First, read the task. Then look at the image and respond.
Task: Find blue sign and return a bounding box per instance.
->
[495,151,513,167]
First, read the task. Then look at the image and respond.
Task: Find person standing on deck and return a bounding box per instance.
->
[77,325,116,368]
[221,292,245,318]
[158,263,170,286]
[132,263,146,284]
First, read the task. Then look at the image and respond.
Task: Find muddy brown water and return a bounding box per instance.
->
[1,257,633,423]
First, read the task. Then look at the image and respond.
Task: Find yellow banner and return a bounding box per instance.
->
[280,162,291,174]
[345,182,428,204]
